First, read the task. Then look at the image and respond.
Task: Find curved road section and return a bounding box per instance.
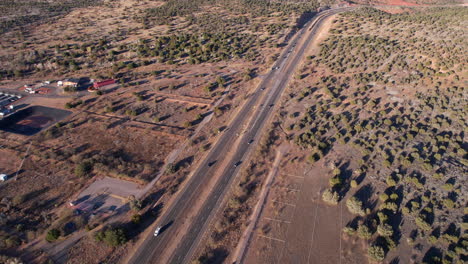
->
[128,7,354,264]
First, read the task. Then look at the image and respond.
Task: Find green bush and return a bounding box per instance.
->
[357,224,372,239]
[95,227,127,247]
[46,229,61,242]
[74,161,93,177]
[322,189,340,205]
[329,176,342,187]
[377,223,393,237]
[368,245,385,261]
[346,196,366,216]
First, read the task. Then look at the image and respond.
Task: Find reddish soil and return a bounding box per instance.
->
[17,116,53,128]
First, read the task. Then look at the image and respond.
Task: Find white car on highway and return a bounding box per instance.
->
[154,226,162,237]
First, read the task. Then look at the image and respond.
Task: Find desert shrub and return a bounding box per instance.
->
[322,189,339,205]
[368,245,385,261]
[415,215,432,232]
[385,176,397,187]
[346,196,366,216]
[0,255,22,264]
[377,223,393,237]
[12,194,25,206]
[443,198,455,209]
[74,161,93,177]
[166,163,177,174]
[428,235,438,244]
[45,229,60,242]
[129,198,142,211]
[329,176,342,187]
[95,227,127,247]
[379,193,389,202]
[343,226,356,236]
[131,214,141,224]
[357,224,373,239]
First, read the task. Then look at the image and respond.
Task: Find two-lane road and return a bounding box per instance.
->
[128,7,354,264]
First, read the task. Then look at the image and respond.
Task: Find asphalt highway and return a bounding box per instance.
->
[128,7,353,264]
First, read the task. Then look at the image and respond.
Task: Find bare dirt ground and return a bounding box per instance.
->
[243,146,368,264]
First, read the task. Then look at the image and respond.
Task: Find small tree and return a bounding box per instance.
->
[357,224,372,239]
[377,223,393,237]
[103,228,127,246]
[131,214,142,224]
[46,229,61,242]
[322,189,340,205]
[166,163,176,174]
[74,161,93,177]
[129,198,142,211]
[346,196,366,216]
[332,168,341,176]
[95,227,127,247]
[368,245,385,262]
[329,176,342,187]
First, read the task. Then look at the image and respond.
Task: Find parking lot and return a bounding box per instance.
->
[0,92,21,109]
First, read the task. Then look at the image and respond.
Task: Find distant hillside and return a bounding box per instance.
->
[0,0,102,33]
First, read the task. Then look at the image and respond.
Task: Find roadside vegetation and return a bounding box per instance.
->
[283,7,467,263]
[0,0,322,263]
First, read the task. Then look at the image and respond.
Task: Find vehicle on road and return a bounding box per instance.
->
[154,226,162,237]
[248,139,254,145]
[269,104,274,108]
[208,161,216,167]
[261,87,265,90]
[234,161,242,167]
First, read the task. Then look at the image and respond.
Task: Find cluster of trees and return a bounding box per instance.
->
[130,33,259,64]
[318,34,399,74]
[141,0,320,27]
[94,226,127,247]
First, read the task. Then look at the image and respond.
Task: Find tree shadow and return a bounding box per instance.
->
[422,247,442,263]
[25,187,50,203]
[354,184,376,210]
[176,156,194,171]
[197,246,229,264]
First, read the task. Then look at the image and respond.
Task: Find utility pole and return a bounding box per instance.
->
[15,141,32,181]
